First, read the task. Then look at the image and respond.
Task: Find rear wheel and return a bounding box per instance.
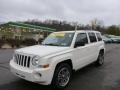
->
[96,52,104,66]
[51,63,72,89]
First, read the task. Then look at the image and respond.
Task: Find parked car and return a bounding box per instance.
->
[10,30,105,89]
[108,35,120,43]
[102,35,113,44]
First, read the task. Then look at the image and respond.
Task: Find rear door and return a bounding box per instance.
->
[87,32,98,63]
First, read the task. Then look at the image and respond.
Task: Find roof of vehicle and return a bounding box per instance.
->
[54,30,100,33]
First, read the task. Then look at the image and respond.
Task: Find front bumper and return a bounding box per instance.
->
[10,60,54,85]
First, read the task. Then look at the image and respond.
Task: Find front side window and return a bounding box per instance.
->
[88,32,97,43]
[75,33,88,44]
[42,32,74,47]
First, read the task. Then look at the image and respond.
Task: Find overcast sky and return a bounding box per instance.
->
[0,0,120,25]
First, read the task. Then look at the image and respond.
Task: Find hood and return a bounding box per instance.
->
[15,45,70,57]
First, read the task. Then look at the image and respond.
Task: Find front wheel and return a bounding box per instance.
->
[96,52,104,66]
[51,63,72,89]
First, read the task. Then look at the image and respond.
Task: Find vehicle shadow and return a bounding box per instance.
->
[0,79,51,90]
[0,63,106,90]
[67,63,106,90]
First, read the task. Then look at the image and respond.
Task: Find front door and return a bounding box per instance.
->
[72,33,90,70]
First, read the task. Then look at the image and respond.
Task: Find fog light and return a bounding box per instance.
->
[38,73,42,77]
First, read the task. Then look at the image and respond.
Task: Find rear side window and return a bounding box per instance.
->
[96,33,102,41]
[88,32,97,43]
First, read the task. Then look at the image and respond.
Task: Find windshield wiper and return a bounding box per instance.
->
[42,43,60,46]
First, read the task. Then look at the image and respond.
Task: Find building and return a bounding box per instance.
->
[0,22,56,41]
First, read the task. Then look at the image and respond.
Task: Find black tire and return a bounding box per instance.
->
[51,63,72,89]
[96,51,104,66]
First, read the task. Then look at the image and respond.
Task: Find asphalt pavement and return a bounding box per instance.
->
[0,44,120,90]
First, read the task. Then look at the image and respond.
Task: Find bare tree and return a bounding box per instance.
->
[90,18,104,30]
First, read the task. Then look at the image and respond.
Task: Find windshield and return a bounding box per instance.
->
[42,32,74,47]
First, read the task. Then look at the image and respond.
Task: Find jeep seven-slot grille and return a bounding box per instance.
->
[14,54,31,68]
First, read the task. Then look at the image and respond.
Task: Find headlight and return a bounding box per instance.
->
[32,56,40,66]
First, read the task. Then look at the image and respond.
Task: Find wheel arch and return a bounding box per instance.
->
[55,59,73,70]
[99,49,105,55]
[51,59,73,88]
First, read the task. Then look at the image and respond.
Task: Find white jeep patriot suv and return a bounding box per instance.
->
[10,30,105,89]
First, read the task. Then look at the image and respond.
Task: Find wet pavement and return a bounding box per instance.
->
[0,44,120,90]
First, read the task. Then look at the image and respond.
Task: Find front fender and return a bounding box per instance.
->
[49,52,73,70]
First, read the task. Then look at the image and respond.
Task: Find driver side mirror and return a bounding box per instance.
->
[74,41,85,48]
